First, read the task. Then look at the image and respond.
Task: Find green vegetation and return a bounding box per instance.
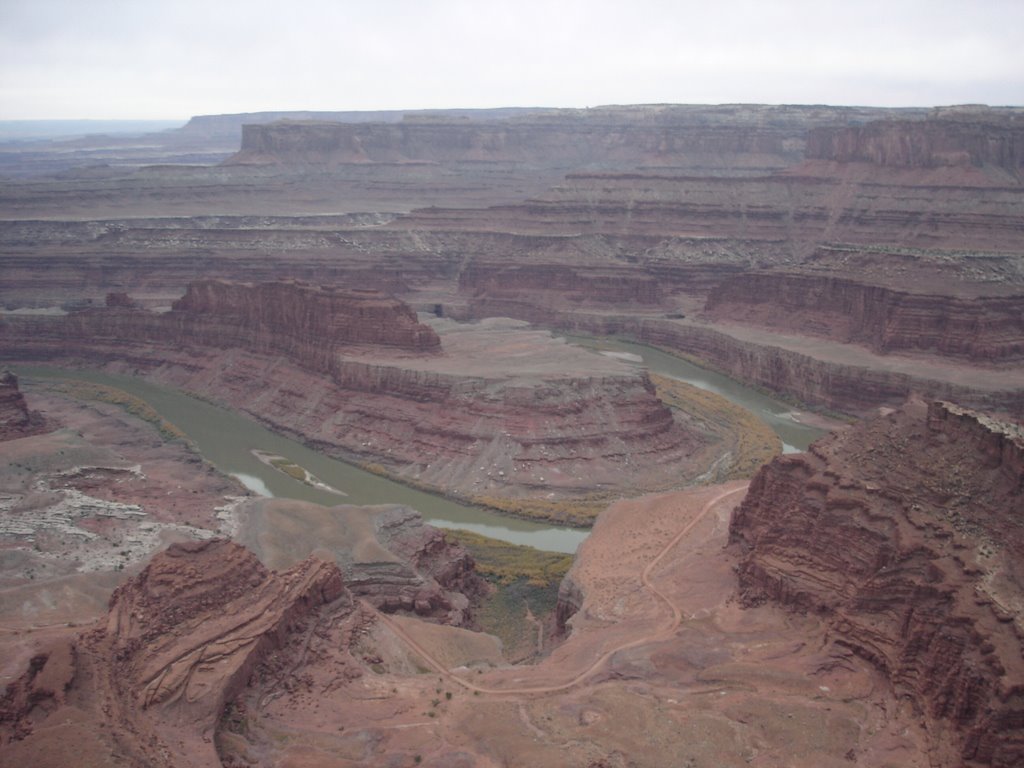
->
[447,529,573,586]
[446,529,573,661]
[41,379,187,442]
[650,373,781,479]
[269,456,307,482]
[360,459,608,526]
[465,493,612,526]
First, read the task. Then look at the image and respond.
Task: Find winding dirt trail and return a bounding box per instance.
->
[370,483,748,696]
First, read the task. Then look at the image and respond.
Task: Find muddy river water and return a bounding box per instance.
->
[16,343,823,554]
[561,335,825,452]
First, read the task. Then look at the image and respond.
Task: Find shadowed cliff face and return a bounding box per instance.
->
[0,371,45,440]
[729,400,1024,766]
[806,117,1023,178]
[171,279,441,356]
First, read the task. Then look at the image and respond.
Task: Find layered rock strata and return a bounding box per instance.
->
[806,115,1023,176]
[704,272,1024,363]
[455,307,1023,419]
[170,279,441,358]
[0,539,351,768]
[0,283,706,505]
[237,499,485,625]
[226,104,934,171]
[729,399,1024,766]
[0,370,45,440]
[3,106,1022,421]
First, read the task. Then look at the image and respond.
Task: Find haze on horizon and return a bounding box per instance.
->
[1,0,1021,122]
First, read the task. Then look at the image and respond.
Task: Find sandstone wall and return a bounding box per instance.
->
[171,279,441,357]
[704,272,1024,363]
[228,104,920,172]
[459,302,1024,419]
[728,400,1024,766]
[15,281,440,380]
[0,371,45,441]
[0,541,352,767]
[806,117,1024,175]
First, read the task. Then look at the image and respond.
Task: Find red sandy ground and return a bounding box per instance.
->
[225,483,931,768]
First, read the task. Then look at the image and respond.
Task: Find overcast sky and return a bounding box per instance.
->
[1,0,1020,120]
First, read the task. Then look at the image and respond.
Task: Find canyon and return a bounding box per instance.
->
[0,372,45,441]
[1,102,1022,767]
[1,281,722,515]
[2,106,1020,421]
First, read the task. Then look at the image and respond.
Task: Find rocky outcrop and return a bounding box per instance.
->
[3,279,440,373]
[806,116,1023,177]
[0,371,45,440]
[4,104,1022,429]
[370,506,485,618]
[1,539,350,768]
[103,291,138,309]
[729,399,1024,766]
[170,279,441,357]
[554,571,585,635]
[704,272,1024,363]
[0,640,76,745]
[238,499,485,625]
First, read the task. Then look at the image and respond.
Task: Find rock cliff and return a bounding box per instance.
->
[3,105,1022,423]
[0,370,45,440]
[463,307,1024,419]
[729,399,1024,766]
[4,279,440,373]
[704,272,1024,363]
[171,279,441,358]
[806,116,1023,177]
[226,104,934,172]
[1,539,351,768]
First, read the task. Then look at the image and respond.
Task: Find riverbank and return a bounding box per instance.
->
[14,366,589,553]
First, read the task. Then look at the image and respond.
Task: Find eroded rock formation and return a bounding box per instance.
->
[729,399,1024,766]
[227,104,921,171]
[171,279,441,355]
[0,539,351,768]
[238,500,485,625]
[2,105,1022,422]
[0,371,45,440]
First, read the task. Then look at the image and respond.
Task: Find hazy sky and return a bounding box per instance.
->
[1,0,1020,120]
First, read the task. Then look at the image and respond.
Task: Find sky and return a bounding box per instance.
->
[1,0,1021,120]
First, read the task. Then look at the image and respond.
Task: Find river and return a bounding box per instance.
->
[16,344,824,554]
[560,335,825,451]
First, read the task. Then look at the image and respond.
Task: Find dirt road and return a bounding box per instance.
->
[371,483,748,696]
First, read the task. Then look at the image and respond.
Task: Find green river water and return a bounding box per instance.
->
[15,342,823,554]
